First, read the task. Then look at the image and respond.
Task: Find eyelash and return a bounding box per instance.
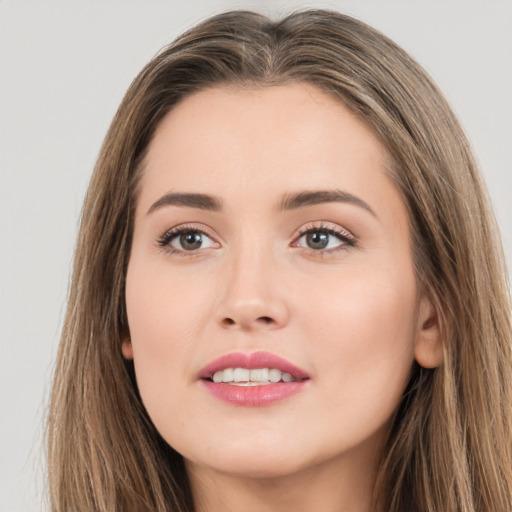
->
[156,224,215,257]
[156,222,357,257]
[293,222,357,256]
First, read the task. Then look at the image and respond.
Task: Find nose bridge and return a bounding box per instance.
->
[217,229,289,330]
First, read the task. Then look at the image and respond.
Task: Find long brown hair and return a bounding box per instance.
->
[47,10,512,511]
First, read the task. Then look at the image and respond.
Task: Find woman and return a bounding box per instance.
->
[47,10,512,512]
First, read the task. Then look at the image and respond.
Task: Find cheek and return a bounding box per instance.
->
[304,261,417,341]
[124,261,220,441]
[301,264,418,413]
[124,262,212,401]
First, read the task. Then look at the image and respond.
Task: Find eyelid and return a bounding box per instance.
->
[291,222,357,253]
[156,223,221,256]
[156,221,356,257]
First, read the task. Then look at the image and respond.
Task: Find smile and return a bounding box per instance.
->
[212,368,297,385]
[199,352,310,406]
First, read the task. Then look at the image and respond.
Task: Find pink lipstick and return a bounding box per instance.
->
[199,351,310,407]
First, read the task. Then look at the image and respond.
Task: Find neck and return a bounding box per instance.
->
[186,441,383,512]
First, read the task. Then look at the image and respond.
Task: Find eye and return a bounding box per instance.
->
[157,226,219,254]
[294,224,356,253]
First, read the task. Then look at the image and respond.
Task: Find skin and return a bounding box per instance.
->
[123,83,442,512]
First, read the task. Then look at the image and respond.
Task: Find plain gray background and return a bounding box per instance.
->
[1,1,511,510]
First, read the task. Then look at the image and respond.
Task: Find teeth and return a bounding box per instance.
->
[211,368,298,385]
[282,372,293,382]
[250,368,269,381]
[222,368,234,383]
[269,368,281,383]
[233,368,250,382]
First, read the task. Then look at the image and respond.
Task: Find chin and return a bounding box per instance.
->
[180,435,315,480]
[190,455,309,481]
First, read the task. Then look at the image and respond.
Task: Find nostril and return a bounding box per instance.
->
[221,316,275,328]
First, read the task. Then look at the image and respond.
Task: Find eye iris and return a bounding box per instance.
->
[180,231,202,250]
[306,231,329,249]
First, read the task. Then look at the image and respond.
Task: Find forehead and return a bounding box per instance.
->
[138,83,400,220]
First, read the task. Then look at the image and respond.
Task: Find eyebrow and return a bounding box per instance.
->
[279,189,376,217]
[147,189,376,217]
[147,192,222,214]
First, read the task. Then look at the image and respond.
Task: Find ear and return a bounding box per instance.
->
[414,297,443,369]
[121,337,134,360]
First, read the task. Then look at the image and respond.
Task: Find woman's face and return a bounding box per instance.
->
[124,84,439,480]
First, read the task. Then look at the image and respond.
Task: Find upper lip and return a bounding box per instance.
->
[199,351,310,380]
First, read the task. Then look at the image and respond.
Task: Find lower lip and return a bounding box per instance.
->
[200,380,308,407]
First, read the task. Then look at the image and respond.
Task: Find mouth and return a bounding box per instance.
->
[198,351,310,406]
[209,367,300,386]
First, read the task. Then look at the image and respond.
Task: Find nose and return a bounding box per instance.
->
[215,245,290,331]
